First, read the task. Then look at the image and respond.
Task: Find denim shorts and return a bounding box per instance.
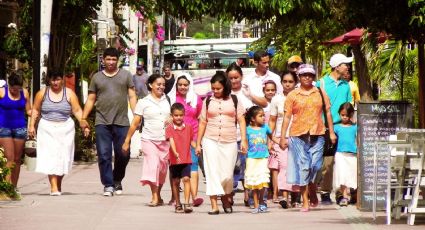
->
[190,146,199,172]
[0,127,27,139]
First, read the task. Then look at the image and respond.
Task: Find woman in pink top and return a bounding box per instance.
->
[196,71,247,215]
[168,73,204,206]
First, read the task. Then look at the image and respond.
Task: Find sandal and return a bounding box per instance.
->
[183,203,193,213]
[148,201,160,207]
[175,204,184,213]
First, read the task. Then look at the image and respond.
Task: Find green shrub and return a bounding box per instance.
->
[0,147,20,200]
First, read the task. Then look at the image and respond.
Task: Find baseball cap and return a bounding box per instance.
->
[297,64,316,75]
[329,54,353,68]
[287,55,303,64]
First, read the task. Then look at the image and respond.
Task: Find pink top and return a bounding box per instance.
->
[200,96,245,143]
[175,93,203,141]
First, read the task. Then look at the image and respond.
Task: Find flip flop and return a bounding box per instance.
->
[193,197,204,207]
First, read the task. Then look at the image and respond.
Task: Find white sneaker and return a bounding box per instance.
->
[103,187,114,196]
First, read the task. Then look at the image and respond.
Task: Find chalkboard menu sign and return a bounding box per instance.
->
[357,101,412,211]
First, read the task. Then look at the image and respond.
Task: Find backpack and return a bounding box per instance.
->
[205,94,238,125]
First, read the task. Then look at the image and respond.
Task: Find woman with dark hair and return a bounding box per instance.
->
[0,73,31,190]
[167,72,204,206]
[122,74,171,206]
[196,71,247,215]
[29,70,86,195]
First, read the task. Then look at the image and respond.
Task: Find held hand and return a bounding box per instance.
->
[241,84,251,98]
[195,145,202,156]
[240,140,248,155]
[279,138,288,150]
[330,132,337,145]
[28,126,36,139]
[80,120,90,131]
[122,141,130,156]
[268,142,274,152]
[164,116,173,127]
[83,127,90,137]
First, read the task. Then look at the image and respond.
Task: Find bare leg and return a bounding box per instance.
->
[149,184,159,203]
[58,175,64,192]
[11,138,25,187]
[0,138,14,185]
[341,185,349,198]
[271,169,279,201]
[300,185,309,209]
[210,195,219,211]
[259,188,266,206]
[168,171,175,204]
[158,184,164,202]
[252,189,259,209]
[171,178,181,206]
[48,175,59,193]
[190,171,199,201]
[182,176,191,204]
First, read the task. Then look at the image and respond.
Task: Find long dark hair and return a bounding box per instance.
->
[210,71,232,98]
[280,70,297,84]
[338,102,355,117]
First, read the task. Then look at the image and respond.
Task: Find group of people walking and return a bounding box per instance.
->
[0,48,360,216]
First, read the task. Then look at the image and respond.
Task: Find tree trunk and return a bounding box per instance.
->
[352,44,374,101]
[418,43,425,128]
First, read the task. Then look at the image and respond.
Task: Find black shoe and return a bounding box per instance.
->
[208,210,220,215]
[321,193,333,205]
[114,183,123,195]
[279,200,288,209]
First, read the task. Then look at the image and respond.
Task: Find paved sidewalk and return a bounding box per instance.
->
[1,159,424,230]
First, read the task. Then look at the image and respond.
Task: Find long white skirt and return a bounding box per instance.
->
[202,137,238,196]
[36,118,75,176]
[333,152,357,189]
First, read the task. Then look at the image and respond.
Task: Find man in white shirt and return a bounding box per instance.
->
[241,50,283,108]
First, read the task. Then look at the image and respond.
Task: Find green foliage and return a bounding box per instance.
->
[0,148,20,200]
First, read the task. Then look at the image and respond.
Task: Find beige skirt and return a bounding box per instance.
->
[245,158,270,190]
[35,118,75,176]
[202,137,238,196]
[333,152,357,189]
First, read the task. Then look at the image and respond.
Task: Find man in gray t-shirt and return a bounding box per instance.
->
[133,66,149,98]
[81,48,137,196]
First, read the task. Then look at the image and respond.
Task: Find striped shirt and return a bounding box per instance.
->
[41,87,72,122]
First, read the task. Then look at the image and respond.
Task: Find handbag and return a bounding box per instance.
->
[317,87,337,156]
[24,138,37,157]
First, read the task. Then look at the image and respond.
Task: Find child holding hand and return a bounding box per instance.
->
[166,103,195,213]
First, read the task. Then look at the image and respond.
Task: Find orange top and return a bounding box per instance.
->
[284,87,331,136]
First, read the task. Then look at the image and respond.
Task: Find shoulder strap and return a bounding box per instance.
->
[206,95,212,111]
[165,95,171,105]
[230,94,238,125]
[317,87,329,128]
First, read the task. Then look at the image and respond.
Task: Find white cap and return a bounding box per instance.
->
[0,79,6,88]
[329,53,353,68]
[297,64,316,75]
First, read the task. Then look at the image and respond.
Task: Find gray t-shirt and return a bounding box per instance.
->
[133,73,149,99]
[89,69,134,126]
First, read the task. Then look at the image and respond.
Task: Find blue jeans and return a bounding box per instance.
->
[288,135,324,186]
[95,125,130,188]
[190,146,199,172]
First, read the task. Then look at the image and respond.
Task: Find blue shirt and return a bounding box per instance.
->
[316,75,352,124]
[246,125,272,159]
[334,124,357,154]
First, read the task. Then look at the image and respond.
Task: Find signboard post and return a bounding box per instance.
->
[357,101,412,211]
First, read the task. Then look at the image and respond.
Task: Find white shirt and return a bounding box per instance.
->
[242,70,283,99]
[270,94,286,137]
[135,94,171,140]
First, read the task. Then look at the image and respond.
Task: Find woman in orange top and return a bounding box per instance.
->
[279,64,336,212]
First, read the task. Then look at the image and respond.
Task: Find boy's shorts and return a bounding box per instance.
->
[170,163,192,179]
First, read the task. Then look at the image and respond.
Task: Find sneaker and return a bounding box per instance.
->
[114,183,123,195]
[279,200,289,209]
[320,192,333,205]
[248,198,255,209]
[251,208,260,214]
[259,204,268,213]
[339,198,349,207]
[103,186,114,197]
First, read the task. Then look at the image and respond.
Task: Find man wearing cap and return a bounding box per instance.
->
[315,53,353,204]
[287,55,303,75]
[242,50,283,107]
[133,66,149,99]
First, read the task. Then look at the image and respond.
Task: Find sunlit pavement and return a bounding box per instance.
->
[1,159,423,230]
